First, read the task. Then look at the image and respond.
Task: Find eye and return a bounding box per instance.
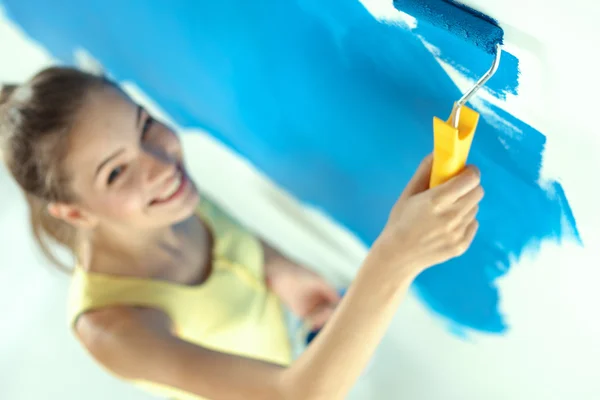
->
[141,116,154,140]
[107,165,126,185]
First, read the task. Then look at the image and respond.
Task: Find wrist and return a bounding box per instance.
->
[369,232,422,282]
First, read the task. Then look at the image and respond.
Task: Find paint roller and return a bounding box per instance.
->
[303,1,504,348]
[392,0,503,187]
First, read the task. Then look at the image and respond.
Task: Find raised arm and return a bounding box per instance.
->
[76,154,483,400]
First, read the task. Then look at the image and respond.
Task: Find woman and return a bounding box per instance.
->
[0,67,482,400]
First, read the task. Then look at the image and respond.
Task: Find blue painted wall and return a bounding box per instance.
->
[1,0,579,334]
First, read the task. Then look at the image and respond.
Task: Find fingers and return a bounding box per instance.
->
[306,283,340,330]
[320,282,342,304]
[445,182,482,237]
[455,183,484,210]
[402,154,434,197]
[443,218,479,259]
[459,219,479,255]
[431,165,481,206]
[447,203,479,232]
[307,304,336,330]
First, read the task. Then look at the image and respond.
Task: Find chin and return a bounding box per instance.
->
[175,185,201,222]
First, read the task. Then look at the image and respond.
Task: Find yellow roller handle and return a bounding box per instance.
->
[429,104,480,188]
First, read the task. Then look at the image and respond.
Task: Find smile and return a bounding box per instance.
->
[150,168,188,206]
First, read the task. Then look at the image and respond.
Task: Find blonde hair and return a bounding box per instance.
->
[0,67,113,271]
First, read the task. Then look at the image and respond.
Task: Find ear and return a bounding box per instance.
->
[47,202,98,229]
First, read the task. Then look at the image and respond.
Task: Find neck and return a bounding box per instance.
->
[84,216,194,278]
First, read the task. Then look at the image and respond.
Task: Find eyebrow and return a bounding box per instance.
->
[94,105,144,179]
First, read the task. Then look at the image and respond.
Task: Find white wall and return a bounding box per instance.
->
[2,1,599,399]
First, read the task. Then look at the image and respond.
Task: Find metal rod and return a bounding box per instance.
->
[451,44,502,129]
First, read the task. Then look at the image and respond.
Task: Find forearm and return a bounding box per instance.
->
[281,239,416,400]
[261,239,308,296]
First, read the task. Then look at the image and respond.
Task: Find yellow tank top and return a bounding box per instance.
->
[68,199,293,400]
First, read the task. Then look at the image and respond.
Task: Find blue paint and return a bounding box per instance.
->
[410,21,519,98]
[1,0,580,334]
[393,0,503,55]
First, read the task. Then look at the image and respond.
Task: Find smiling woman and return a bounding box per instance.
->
[53,84,200,235]
[0,67,483,400]
[0,70,199,268]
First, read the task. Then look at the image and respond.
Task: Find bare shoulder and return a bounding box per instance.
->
[75,306,173,379]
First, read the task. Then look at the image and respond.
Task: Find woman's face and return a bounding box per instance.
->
[61,85,199,231]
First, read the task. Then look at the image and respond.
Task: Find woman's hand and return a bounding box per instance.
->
[263,246,340,330]
[377,153,483,277]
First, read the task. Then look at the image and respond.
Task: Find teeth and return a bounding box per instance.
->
[157,173,182,201]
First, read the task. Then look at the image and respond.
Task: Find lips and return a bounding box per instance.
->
[150,166,187,206]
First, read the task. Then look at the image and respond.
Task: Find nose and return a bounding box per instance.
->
[140,146,177,188]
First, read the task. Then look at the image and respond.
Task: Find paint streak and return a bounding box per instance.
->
[412,21,520,98]
[392,0,504,55]
[1,0,579,334]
